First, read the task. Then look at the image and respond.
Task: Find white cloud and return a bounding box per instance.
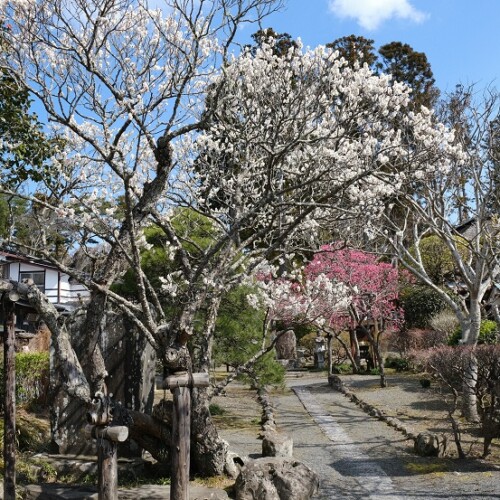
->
[328,0,428,30]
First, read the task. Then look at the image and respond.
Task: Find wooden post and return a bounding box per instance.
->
[164,372,210,500]
[86,391,129,500]
[3,302,16,500]
[97,438,118,500]
[171,384,191,500]
[85,425,128,500]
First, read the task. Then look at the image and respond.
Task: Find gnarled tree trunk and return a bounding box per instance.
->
[189,295,228,476]
[191,387,228,476]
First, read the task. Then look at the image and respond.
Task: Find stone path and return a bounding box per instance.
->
[272,375,500,500]
[294,386,403,500]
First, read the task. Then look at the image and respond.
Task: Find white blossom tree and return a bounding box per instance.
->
[0,0,461,473]
[375,86,500,421]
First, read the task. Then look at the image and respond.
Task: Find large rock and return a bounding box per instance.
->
[327,374,343,391]
[414,432,447,457]
[224,449,245,479]
[261,431,293,458]
[234,457,319,500]
[275,330,297,360]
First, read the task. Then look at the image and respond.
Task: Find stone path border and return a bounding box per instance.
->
[328,374,448,457]
[257,387,277,433]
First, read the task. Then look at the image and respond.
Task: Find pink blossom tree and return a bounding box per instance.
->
[305,245,405,387]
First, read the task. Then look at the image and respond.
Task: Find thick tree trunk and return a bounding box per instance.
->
[80,292,109,394]
[461,300,481,422]
[374,346,387,387]
[327,334,333,375]
[191,387,228,476]
[370,323,387,388]
[462,352,480,422]
[189,296,228,476]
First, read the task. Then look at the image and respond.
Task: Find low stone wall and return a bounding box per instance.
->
[257,387,293,458]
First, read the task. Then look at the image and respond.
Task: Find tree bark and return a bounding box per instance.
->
[462,351,480,422]
[327,334,333,375]
[369,322,387,388]
[80,292,109,394]
[461,298,481,422]
[189,296,228,476]
[191,387,228,476]
[349,329,361,373]
[3,303,16,500]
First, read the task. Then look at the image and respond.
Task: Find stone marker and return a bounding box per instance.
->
[275,329,297,360]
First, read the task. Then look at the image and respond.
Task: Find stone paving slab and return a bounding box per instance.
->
[24,482,230,499]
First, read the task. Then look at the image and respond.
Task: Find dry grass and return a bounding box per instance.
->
[27,325,51,352]
[211,386,261,431]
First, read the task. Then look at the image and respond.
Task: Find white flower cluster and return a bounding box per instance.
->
[248,266,351,327]
[187,40,463,240]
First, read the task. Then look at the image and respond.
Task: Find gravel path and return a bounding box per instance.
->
[270,374,500,500]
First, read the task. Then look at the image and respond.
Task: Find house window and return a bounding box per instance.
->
[19,271,45,292]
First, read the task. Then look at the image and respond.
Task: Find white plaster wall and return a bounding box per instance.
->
[3,261,89,304]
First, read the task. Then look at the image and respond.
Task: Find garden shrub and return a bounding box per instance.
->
[384,355,410,372]
[0,351,50,409]
[237,351,286,388]
[298,331,317,354]
[253,352,286,387]
[0,411,51,452]
[429,309,459,339]
[412,344,500,457]
[409,235,469,287]
[400,286,448,329]
[390,328,447,357]
[331,362,352,374]
[209,403,227,416]
[448,320,499,345]
[214,285,285,387]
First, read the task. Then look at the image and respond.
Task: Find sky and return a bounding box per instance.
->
[240,0,500,95]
